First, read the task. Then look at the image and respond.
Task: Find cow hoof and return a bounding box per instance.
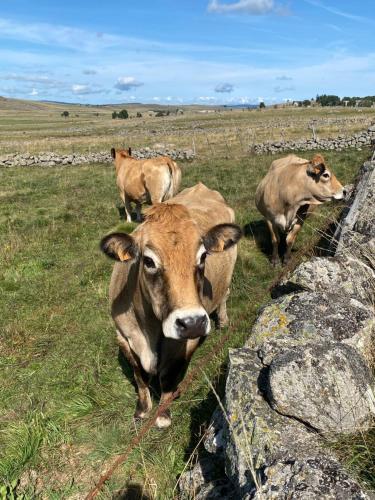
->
[155,413,171,429]
[271,258,280,267]
[134,400,152,420]
[134,409,150,420]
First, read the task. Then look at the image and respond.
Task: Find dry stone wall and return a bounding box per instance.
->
[0,147,195,168]
[179,158,375,499]
[252,125,375,155]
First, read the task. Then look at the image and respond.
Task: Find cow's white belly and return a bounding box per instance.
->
[274,214,287,231]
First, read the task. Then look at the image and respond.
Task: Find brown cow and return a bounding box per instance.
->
[255,154,346,265]
[111,147,181,222]
[100,183,242,427]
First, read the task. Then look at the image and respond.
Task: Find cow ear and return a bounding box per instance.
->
[111,148,116,159]
[100,232,139,262]
[203,224,242,253]
[307,161,325,176]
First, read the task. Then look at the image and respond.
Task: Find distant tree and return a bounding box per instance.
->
[316,94,341,106]
[112,111,118,119]
[61,111,69,118]
[302,99,311,107]
[155,111,165,117]
[259,101,266,109]
[136,112,142,118]
[117,109,129,119]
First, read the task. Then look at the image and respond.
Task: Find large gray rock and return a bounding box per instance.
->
[266,341,375,433]
[223,348,371,498]
[253,456,369,500]
[250,291,374,358]
[277,256,375,305]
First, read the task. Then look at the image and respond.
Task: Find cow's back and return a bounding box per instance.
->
[168,182,235,231]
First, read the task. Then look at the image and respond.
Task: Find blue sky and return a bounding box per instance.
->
[0,0,374,105]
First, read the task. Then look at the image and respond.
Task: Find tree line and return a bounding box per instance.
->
[316,95,375,107]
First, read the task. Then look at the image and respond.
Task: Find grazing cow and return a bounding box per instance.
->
[111,147,181,222]
[255,154,346,265]
[100,183,242,428]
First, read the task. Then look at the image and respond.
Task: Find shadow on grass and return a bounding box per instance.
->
[243,219,287,262]
[113,483,151,500]
[178,353,229,489]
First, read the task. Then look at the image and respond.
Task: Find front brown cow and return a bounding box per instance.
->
[255,154,346,265]
[100,183,242,427]
[111,147,181,222]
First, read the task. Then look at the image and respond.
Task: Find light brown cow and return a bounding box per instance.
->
[100,183,242,427]
[255,154,346,265]
[111,147,181,222]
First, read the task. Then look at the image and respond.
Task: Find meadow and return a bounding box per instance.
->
[0,98,374,498]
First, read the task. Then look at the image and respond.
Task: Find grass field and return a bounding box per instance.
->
[0,121,371,499]
[1,96,375,158]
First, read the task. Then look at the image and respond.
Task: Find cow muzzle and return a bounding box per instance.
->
[162,308,211,340]
[333,188,347,200]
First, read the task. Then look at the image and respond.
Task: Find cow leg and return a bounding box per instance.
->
[124,194,133,222]
[267,220,280,266]
[156,338,200,428]
[284,204,311,264]
[135,202,142,222]
[117,333,152,419]
[284,224,302,264]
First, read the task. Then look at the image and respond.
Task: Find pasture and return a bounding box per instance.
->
[0,99,374,498]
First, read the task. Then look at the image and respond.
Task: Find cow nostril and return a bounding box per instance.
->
[343,189,347,197]
[176,318,187,330]
[175,314,208,338]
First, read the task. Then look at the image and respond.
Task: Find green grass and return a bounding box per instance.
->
[0,147,371,497]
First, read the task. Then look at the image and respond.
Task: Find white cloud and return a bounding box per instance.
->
[208,0,275,15]
[215,82,234,93]
[274,85,295,92]
[71,84,107,95]
[197,96,216,101]
[114,76,144,91]
[30,88,38,96]
[72,84,90,94]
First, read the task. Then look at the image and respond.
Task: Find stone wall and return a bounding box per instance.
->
[252,125,375,155]
[179,158,375,499]
[0,147,195,168]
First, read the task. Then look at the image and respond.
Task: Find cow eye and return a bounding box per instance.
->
[322,172,330,179]
[143,256,156,269]
[198,252,207,268]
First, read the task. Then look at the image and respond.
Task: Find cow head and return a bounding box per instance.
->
[111,147,132,159]
[101,204,242,340]
[306,154,346,202]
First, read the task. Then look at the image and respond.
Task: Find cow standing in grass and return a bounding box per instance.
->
[100,183,242,428]
[255,154,346,265]
[111,147,181,222]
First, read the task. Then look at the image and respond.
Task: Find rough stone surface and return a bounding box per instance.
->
[267,341,375,433]
[253,456,369,500]
[276,256,375,305]
[178,457,230,499]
